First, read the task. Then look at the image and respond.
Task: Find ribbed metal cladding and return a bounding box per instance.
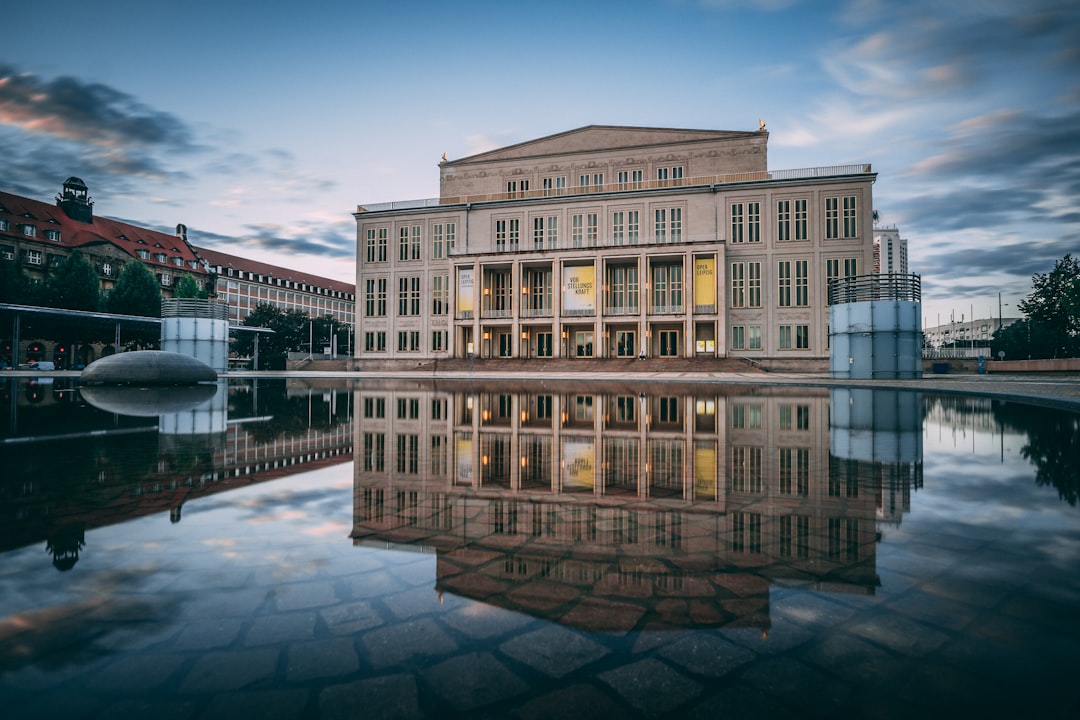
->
[161,299,230,320]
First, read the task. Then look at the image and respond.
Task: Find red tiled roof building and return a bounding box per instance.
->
[0,177,213,297]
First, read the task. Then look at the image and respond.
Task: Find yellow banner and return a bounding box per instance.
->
[694,445,717,500]
[457,268,474,314]
[694,257,715,308]
[456,437,473,485]
[563,265,596,314]
[562,440,595,490]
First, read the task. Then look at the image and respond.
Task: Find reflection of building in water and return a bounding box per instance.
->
[0,382,354,567]
[352,381,922,631]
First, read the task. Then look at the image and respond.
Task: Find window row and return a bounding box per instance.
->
[364,222,458,264]
[363,330,449,354]
[730,324,811,350]
[363,275,450,318]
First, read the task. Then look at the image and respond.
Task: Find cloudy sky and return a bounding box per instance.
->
[3,0,1077,326]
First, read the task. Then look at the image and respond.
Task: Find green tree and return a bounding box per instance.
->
[44,251,101,311]
[173,273,207,299]
[1016,254,1080,358]
[0,258,33,304]
[107,260,162,317]
[232,304,311,370]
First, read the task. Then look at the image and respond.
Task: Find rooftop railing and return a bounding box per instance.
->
[828,273,921,305]
[357,163,872,214]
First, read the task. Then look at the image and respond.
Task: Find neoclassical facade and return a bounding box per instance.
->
[354,126,875,369]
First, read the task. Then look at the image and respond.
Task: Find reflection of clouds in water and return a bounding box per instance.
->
[305,521,351,538]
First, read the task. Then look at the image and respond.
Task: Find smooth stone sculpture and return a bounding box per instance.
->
[80,350,218,386]
[80,384,218,416]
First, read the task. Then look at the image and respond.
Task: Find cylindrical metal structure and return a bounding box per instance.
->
[160,300,230,372]
[829,274,922,379]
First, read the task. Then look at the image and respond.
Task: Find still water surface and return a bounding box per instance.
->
[1,377,1078,719]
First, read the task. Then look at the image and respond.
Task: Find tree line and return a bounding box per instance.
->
[0,251,206,316]
[233,305,350,370]
[993,254,1080,360]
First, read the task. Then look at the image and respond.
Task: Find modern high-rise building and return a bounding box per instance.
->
[873,225,909,275]
[354,126,876,370]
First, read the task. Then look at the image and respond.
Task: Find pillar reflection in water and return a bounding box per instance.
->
[351,381,927,632]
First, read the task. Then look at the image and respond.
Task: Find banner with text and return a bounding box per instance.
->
[694,257,716,308]
[457,268,474,314]
[562,265,596,315]
[562,439,596,490]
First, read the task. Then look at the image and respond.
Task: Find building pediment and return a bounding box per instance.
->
[447,125,761,165]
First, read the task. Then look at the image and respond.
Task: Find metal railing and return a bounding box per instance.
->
[828,273,921,305]
[357,163,873,214]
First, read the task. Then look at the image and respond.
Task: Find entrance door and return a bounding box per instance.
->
[659,330,679,357]
[498,333,513,357]
[616,330,636,357]
[575,331,594,357]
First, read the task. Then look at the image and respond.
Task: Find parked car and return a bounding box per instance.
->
[17,361,56,371]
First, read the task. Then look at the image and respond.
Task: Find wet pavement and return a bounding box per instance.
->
[1,376,1078,718]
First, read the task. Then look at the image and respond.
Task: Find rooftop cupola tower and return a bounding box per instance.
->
[57,176,94,223]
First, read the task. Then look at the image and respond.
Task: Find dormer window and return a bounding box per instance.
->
[137,249,150,260]
[0,218,9,232]
[188,260,198,269]
[46,229,61,242]
[173,257,184,267]
[155,253,167,263]
[20,224,36,238]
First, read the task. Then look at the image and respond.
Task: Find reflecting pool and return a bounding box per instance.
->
[1,377,1078,719]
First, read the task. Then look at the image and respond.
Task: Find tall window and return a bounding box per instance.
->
[670,207,682,242]
[496,219,520,252]
[795,260,809,306]
[431,330,447,352]
[612,211,625,245]
[748,325,761,349]
[779,325,792,349]
[652,264,683,312]
[398,226,420,260]
[573,213,597,248]
[748,262,761,307]
[376,278,387,316]
[778,261,792,307]
[491,272,511,312]
[432,223,454,259]
[796,324,810,349]
[432,274,448,315]
[532,216,557,249]
[365,229,378,263]
[606,264,639,313]
[525,268,552,312]
[777,200,791,242]
[731,262,745,308]
[398,276,420,316]
[747,202,760,243]
[795,199,808,240]
[825,197,839,239]
[731,203,743,243]
[731,325,745,350]
[826,257,859,305]
[654,208,667,242]
[843,195,858,238]
[365,279,377,316]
